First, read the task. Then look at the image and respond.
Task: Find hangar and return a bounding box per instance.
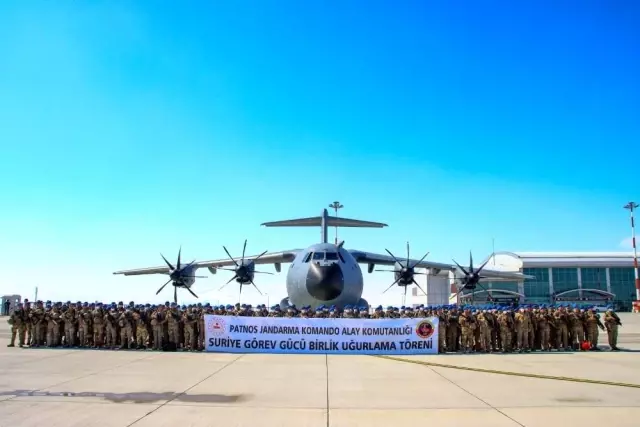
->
[408,252,639,311]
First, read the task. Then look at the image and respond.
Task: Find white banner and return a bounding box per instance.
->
[204,315,439,355]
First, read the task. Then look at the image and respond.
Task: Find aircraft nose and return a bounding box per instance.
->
[306,263,344,301]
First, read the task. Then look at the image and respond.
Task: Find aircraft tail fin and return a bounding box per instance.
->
[261,209,388,243]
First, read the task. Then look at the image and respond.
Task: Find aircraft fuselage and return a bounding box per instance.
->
[286,243,364,309]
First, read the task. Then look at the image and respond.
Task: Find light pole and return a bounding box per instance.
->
[623,202,640,302]
[328,201,343,245]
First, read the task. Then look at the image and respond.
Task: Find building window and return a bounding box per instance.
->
[552,268,578,294]
[411,287,418,297]
[523,268,550,299]
[580,268,607,292]
[609,267,636,307]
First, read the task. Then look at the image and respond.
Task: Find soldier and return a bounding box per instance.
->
[536,307,553,351]
[372,306,385,319]
[436,307,447,353]
[584,309,605,350]
[476,310,491,352]
[134,310,149,349]
[514,308,530,352]
[29,302,45,347]
[497,309,513,353]
[299,306,311,318]
[118,308,134,349]
[603,308,621,351]
[92,304,105,348]
[446,308,460,352]
[63,305,77,347]
[328,306,339,318]
[78,306,92,347]
[525,306,537,351]
[7,303,27,347]
[553,306,569,351]
[183,308,197,351]
[458,308,476,353]
[568,307,585,350]
[24,300,33,346]
[150,306,163,350]
[358,307,369,319]
[167,305,180,349]
[342,305,355,318]
[46,306,61,347]
[104,309,118,349]
[197,305,206,350]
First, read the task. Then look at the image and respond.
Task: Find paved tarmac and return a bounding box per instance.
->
[1,313,640,427]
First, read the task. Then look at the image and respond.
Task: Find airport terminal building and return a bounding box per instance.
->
[410,252,639,310]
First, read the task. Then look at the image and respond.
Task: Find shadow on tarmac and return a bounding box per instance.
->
[0,390,248,404]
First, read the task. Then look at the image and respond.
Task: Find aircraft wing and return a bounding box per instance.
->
[113,266,171,276]
[113,250,302,276]
[349,250,532,280]
[349,250,454,271]
[194,249,302,269]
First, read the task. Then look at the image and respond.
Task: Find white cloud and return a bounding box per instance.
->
[620,237,634,249]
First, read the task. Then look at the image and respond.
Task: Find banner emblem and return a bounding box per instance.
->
[207,316,226,336]
[415,320,434,339]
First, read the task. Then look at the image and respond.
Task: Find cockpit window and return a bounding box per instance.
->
[303,253,313,263]
[312,252,324,260]
[338,252,345,263]
[325,252,338,261]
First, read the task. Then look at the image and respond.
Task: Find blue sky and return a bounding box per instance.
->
[1,1,638,306]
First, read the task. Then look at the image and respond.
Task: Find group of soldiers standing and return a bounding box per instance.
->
[6,300,623,353]
[438,304,622,353]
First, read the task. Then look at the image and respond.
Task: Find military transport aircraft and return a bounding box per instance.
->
[113,208,532,307]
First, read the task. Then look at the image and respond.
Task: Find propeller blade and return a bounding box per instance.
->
[242,239,247,261]
[179,260,196,273]
[156,279,172,295]
[223,246,239,267]
[406,242,410,267]
[382,277,402,294]
[182,275,208,279]
[186,287,199,299]
[454,285,466,298]
[452,259,469,276]
[409,251,430,269]
[217,267,236,272]
[160,254,174,270]
[475,281,493,301]
[469,251,474,273]
[476,258,491,275]
[253,250,269,263]
[249,278,263,295]
[375,269,396,272]
[177,247,182,271]
[225,275,237,285]
[218,279,235,291]
[412,279,428,296]
[174,286,178,304]
[385,249,404,267]
[254,271,274,275]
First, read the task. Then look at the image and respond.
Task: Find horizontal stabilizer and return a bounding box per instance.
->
[261,216,323,227]
[328,217,387,228]
[262,216,387,228]
[261,208,388,243]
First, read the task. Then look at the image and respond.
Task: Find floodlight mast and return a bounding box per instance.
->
[623,202,640,302]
